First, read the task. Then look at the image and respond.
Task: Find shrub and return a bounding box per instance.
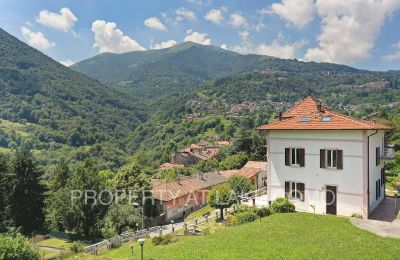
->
[0,235,40,260]
[232,211,258,225]
[151,234,177,246]
[235,205,252,213]
[271,198,295,213]
[397,211,400,220]
[70,241,85,253]
[256,207,272,217]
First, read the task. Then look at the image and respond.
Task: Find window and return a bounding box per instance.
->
[376,147,381,166]
[320,149,343,169]
[291,148,301,165]
[326,149,337,168]
[321,116,332,122]
[285,148,305,167]
[285,181,305,201]
[299,116,311,122]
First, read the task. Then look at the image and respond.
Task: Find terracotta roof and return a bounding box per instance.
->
[258,96,391,131]
[152,172,226,201]
[159,163,184,171]
[220,167,263,179]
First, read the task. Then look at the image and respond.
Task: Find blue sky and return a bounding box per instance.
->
[1,0,400,71]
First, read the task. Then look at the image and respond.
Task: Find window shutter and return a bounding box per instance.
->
[299,183,305,201]
[285,148,290,166]
[285,181,290,198]
[337,150,343,170]
[320,149,326,168]
[382,168,385,185]
[376,147,380,166]
[299,149,305,167]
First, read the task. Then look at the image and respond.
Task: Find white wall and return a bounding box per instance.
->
[267,130,367,217]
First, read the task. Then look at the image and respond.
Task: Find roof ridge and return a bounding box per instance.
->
[326,110,375,129]
[282,96,316,117]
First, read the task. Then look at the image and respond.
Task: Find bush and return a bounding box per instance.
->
[151,234,177,246]
[70,241,85,253]
[0,235,40,260]
[271,198,295,213]
[397,211,400,220]
[235,205,252,213]
[232,211,258,225]
[256,207,272,217]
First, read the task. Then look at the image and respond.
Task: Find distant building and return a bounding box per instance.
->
[171,140,230,167]
[220,161,267,189]
[258,96,393,218]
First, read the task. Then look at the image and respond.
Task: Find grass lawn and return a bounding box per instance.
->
[185,205,213,221]
[38,238,72,249]
[67,213,400,259]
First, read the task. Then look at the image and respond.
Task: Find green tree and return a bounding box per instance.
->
[208,183,235,220]
[49,162,69,192]
[219,152,249,170]
[101,203,141,237]
[0,153,8,231]
[226,175,253,203]
[1,150,45,234]
[0,234,39,260]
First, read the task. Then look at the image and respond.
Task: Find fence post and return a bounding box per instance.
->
[159,229,163,237]
[184,223,187,232]
[252,198,256,207]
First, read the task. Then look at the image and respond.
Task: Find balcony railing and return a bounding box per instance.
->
[381,147,395,160]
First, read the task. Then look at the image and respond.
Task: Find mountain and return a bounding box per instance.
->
[71,42,362,99]
[0,28,145,168]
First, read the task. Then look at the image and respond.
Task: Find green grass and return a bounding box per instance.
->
[66,213,400,259]
[185,205,213,221]
[38,238,72,249]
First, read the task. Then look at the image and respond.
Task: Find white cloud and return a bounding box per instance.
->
[186,0,212,5]
[305,0,400,64]
[176,7,197,22]
[220,44,227,49]
[229,13,247,28]
[384,41,400,61]
[184,29,211,45]
[232,31,253,54]
[36,7,77,32]
[151,40,177,49]
[256,38,307,59]
[59,60,75,67]
[144,17,167,31]
[269,0,314,29]
[204,8,224,24]
[20,26,55,50]
[91,20,145,53]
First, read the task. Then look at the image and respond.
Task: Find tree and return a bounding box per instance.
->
[0,153,8,231]
[49,162,69,192]
[219,152,249,170]
[208,183,235,220]
[0,234,40,260]
[226,175,253,203]
[101,203,141,237]
[1,150,45,234]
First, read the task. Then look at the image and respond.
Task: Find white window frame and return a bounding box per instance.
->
[290,181,304,200]
[326,149,338,168]
[290,148,301,166]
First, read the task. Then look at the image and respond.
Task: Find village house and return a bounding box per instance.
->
[152,161,266,221]
[258,96,394,218]
[170,140,230,167]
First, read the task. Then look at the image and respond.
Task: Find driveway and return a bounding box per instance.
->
[369,197,400,222]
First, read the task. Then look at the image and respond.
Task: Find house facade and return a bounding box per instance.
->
[258,97,392,218]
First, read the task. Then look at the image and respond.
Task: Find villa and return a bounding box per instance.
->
[258,97,393,218]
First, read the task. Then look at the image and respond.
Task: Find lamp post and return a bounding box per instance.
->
[171,220,175,234]
[130,245,134,259]
[133,202,145,230]
[138,238,145,260]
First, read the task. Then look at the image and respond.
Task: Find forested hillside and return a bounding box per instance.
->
[72,42,362,99]
[0,28,146,168]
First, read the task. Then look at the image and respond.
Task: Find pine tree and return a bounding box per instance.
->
[2,150,45,234]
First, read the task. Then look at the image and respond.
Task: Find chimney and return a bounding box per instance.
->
[317,101,322,113]
[278,112,282,121]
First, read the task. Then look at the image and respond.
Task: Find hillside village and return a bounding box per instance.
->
[2,2,400,258]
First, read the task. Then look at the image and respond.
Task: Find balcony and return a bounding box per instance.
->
[381,146,395,160]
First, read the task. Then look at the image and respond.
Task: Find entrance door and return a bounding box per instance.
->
[326,186,337,215]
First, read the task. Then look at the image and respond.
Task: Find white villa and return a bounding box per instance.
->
[258,97,393,218]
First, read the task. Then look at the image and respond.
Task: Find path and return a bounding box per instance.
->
[369,197,400,222]
[350,218,400,238]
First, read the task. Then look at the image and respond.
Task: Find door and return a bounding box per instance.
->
[326,186,337,215]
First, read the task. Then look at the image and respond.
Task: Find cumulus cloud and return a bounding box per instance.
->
[184,29,211,45]
[384,41,400,61]
[256,37,307,59]
[151,40,177,49]
[176,7,197,21]
[59,60,75,67]
[229,13,247,28]
[91,20,145,53]
[20,26,55,50]
[36,7,77,32]
[232,31,254,54]
[269,0,314,28]
[305,0,400,64]
[204,8,225,24]
[144,17,167,31]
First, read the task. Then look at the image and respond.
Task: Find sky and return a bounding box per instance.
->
[1,0,400,71]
